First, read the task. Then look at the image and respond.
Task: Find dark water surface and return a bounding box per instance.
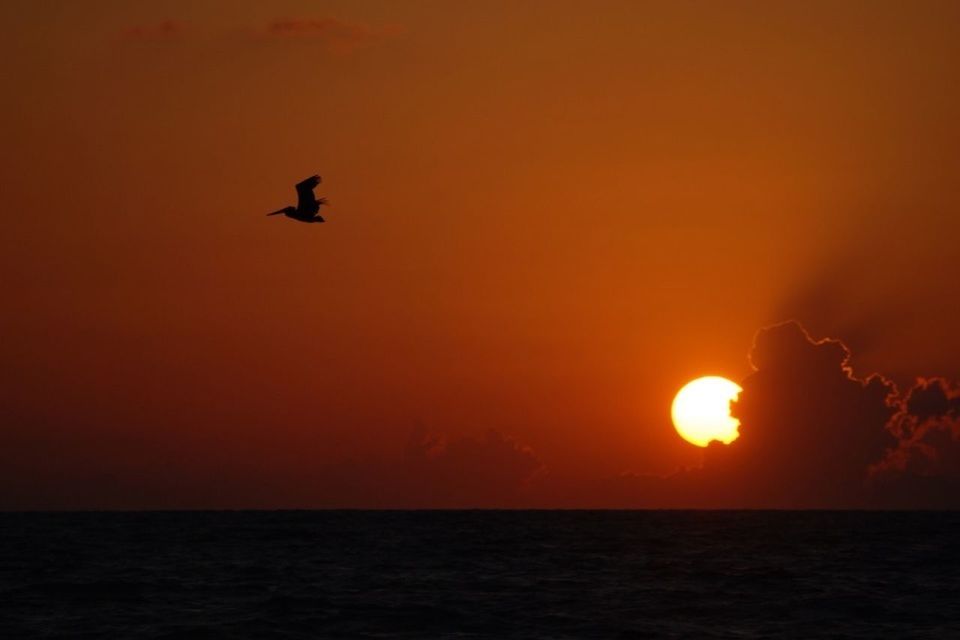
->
[1,511,958,638]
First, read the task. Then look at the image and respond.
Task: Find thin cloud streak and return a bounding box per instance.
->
[121,20,184,40]
[265,17,405,55]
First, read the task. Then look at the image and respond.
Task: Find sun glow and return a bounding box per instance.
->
[671,376,742,447]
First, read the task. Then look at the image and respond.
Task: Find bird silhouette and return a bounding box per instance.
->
[267,175,329,223]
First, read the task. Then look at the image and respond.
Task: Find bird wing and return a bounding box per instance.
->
[295,175,322,210]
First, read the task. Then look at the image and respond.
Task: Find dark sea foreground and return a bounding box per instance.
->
[1,511,959,639]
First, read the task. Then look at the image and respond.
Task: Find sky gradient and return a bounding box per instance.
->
[3,1,960,508]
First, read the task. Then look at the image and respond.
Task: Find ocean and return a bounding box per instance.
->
[1,511,957,638]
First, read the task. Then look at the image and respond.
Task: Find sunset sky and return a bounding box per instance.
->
[3,1,960,508]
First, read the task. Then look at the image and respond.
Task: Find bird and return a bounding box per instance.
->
[267,175,329,223]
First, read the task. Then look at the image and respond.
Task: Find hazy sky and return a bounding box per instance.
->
[3,1,960,508]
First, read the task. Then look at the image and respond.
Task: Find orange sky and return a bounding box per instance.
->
[3,1,960,508]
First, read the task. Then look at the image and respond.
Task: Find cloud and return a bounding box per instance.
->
[398,427,545,507]
[121,20,184,40]
[715,321,902,505]
[900,377,960,424]
[265,17,404,54]
[255,427,545,509]
[0,420,545,509]
[872,378,960,485]
[609,321,960,508]
[115,17,403,53]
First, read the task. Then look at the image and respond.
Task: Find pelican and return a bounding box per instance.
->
[267,175,328,223]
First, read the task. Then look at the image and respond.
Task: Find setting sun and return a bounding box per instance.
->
[671,376,742,447]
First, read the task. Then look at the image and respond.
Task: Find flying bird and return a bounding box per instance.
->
[267,175,329,223]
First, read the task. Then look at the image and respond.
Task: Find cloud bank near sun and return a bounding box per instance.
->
[605,321,960,508]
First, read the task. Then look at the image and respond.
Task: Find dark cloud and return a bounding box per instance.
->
[0,422,544,509]
[609,321,960,508]
[397,427,545,507]
[901,377,960,425]
[265,17,404,54]
[871,378,960,491]
[121,20,184,40]
[721,321,899,506]
[275,428,544,508]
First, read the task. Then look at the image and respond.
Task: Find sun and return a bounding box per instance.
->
[671,376,742,447]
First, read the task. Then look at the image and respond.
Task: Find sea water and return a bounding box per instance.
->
[1,511,958,638]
